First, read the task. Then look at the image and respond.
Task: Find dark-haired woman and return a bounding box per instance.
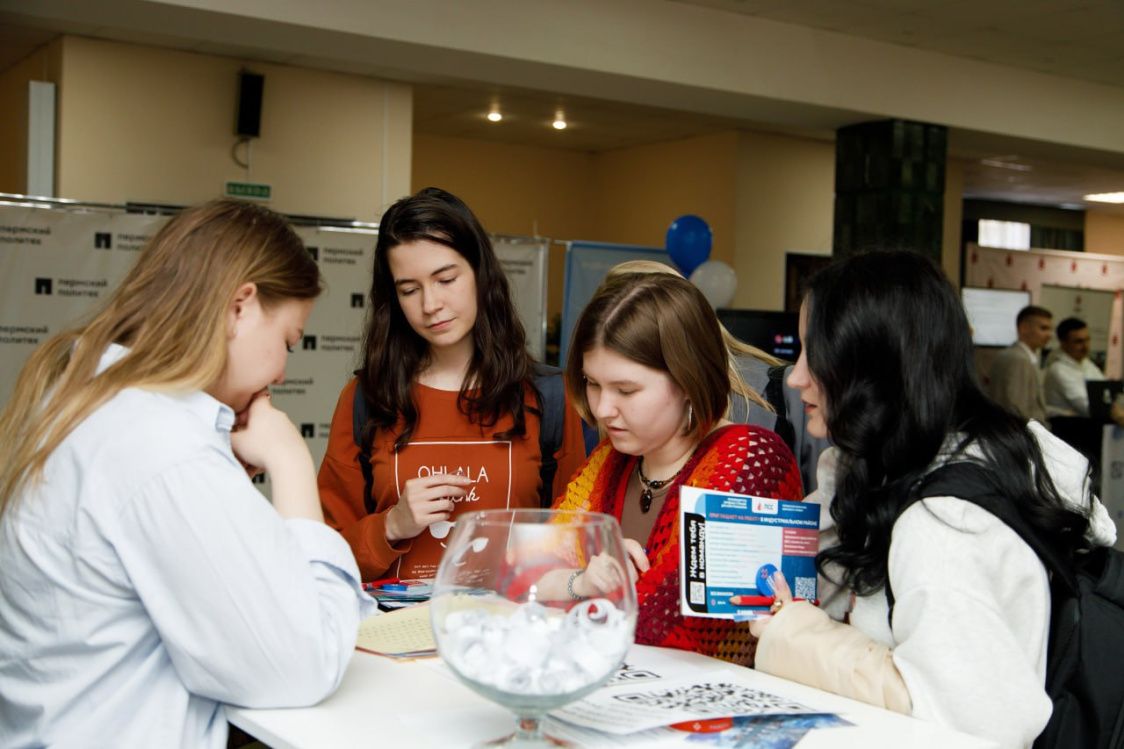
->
[318,188,586,580]
[749,251,1115,748]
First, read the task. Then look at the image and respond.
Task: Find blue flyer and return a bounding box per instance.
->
[678,487,820,620]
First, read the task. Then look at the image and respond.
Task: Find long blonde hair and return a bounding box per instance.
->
[0,199,321,517]
[604,260,777,413]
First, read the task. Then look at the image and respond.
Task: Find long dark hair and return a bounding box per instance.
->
[358,187,535,451]
[808,251,1090,595]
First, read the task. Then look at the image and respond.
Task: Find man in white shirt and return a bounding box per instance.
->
[1043,317,1105,416]
[987,305,1051,424]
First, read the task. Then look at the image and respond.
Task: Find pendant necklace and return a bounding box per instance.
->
[637,458,684,513]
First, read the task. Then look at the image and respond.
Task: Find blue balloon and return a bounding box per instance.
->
[665,214,712,276]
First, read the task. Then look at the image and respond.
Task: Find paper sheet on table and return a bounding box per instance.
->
[545,713,852,747]
[550,669,819,735]
[356,603,435,656]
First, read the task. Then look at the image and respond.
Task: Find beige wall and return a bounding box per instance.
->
[1085,210,1124,256]
[733,131,835,310]
[412,131,744,318]
[591,132,739,266]
[412,133,595,239]
[54,36,411,220]
[0,41,63,195]
[943,158,966,286]
[412,133,595,319]
[413,129,839,315]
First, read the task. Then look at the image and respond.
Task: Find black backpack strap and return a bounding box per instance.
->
[765,364,796,453]
[533,363,565,509]
[887,461,1078,621]
[351,382,377,515]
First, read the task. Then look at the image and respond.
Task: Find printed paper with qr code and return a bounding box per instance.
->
[549,672,819,734]
[678,486,820,620]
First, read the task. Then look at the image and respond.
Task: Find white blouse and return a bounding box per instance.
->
[0,344,374,748]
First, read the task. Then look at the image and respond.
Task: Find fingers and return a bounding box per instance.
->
[771,571,793,602]
[622,538,650,574]
[749,615,773,638]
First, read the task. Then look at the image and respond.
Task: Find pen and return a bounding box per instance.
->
[362,577,400,591]
[728,595,818,607]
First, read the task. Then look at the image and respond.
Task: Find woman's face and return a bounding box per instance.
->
[787,302,829,440]
[387,239,478,355]
[210,287,312,413]
[583,345,689,458]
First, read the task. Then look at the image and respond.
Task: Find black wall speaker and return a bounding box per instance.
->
[235,71,264,138]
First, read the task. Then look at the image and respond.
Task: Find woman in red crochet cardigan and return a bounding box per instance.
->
[552,272,803,666]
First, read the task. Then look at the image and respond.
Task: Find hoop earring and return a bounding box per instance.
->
[686,402,693,431]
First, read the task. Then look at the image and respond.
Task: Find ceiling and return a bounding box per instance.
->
[671,0,1124,88]
[4,0,1124,213]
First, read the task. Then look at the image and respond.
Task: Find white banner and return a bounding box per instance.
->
[1101,425,1124,549]
[0,204,550,499]
[494,236,549,362]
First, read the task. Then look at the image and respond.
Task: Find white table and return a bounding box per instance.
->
[227,644,993,748]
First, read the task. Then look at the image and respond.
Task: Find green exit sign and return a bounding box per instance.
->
[224,181,272,200]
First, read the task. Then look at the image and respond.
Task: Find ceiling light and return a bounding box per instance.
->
[1084,192,1124,204]
[552,111,567,130]
[486,110,502,123]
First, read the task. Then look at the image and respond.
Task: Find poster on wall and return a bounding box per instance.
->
[0,203,552,500]
[494,236,550,362]
[0,205,167,406]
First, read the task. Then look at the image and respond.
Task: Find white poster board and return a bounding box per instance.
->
[494,236,549,362]
[0,202,550,499]
[1101,425,1124,551]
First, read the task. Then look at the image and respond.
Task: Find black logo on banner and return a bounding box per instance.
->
[94,233,112,250]
[351,293,364,308]
[302,335,317,351]
[35,278,52,295]
[307,247,319,262]
[300,423,315,438]
[251,473,266,484]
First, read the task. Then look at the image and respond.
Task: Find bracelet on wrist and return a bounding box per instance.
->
[566,569,586,600]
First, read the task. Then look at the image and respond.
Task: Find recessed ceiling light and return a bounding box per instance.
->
[552,110,567,130]
[1084,192,1124,204]
[486,111,503,123]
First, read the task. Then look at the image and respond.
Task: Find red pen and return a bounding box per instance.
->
[362,577,400,591]
[728,595,818,607]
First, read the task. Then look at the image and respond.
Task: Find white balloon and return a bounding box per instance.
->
[689,260,737,309]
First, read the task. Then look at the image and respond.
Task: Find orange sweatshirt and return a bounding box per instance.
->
[318,378,587,580]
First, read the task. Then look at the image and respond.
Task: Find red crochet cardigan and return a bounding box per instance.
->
[554,424,803,666]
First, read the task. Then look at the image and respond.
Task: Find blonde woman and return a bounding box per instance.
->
[0,200,373,748]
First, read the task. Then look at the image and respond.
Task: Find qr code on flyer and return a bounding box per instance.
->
[689,581,705,604]
[613,683,807,715]
[794,576,816,600]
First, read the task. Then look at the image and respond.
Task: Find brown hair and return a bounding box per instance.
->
[0,199,321,517]
[565,272,730,441]
[604,259,777,413]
